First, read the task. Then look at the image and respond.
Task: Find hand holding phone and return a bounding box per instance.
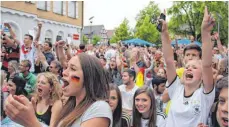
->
[157,13,166,32]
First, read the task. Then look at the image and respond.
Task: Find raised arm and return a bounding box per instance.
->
[34,22,42,42]
[3,24,20,48]
[57,40,68,69]
[160,19,176,83]
[4,23,16,39]
[201,6,214,93]
[214,32,225,56]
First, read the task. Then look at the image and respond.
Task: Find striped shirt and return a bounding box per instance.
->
[1,45,20,72]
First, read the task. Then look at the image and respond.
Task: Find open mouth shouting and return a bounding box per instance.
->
[185,73,193,80]
[61,78,69,88]
[38,88,43,93]
[221,117,228,127]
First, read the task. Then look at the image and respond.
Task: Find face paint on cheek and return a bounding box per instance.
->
[71,76,80,84]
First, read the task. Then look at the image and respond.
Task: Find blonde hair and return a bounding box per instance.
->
[33,72,61,105]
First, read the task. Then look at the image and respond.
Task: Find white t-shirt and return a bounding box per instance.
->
[140,111,166,127]
[20,44,36,72]
[119,84,138,110]
[165,76,215,127]
[71,101,113,127]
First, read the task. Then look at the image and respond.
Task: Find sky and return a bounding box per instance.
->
[84,0,173,30]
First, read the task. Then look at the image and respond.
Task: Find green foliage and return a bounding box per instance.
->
[110,18,132,43]
[135,15,160,43]
[134,1,161,43]
[92,35,101,45]
[82,35,88,44]
[168,1,228,44]
[135,1,161,28]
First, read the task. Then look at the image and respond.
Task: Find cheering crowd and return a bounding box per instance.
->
[1,7,228,127]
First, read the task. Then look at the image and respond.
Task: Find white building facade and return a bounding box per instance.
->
[1,6,82,45]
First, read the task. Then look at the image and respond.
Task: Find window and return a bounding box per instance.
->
[37,1,47,10]
[45,30,53,43]
[53,1,63,15]
[68,1,76,18]
[25,1,35,4]
[67,1,79,18]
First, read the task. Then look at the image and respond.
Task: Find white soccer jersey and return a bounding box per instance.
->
[165,76,215,127]
[140,111,166,127]
[119,84,138,110]
[20,44,36,72]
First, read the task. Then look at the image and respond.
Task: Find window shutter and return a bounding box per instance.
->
[63,1,66,15]
[76,1,79,18]
[53,1,57,13]
[47,1,51,11]
[37,1,42,9]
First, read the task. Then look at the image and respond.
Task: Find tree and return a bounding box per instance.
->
[134,1,161,43]
[135,1,161,28]
[135,15,160,43]
[110,18,132,43]
[168,1,228,44]
[82,35,88,44]
[92,35,101,45]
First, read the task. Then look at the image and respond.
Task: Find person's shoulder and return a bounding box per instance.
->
[118,84,125,89]
[30,72,36,77]
[91,100,109,107]
[81,100,112,122]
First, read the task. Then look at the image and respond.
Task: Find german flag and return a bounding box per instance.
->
[136,68,144,87]
[71,76,80,83]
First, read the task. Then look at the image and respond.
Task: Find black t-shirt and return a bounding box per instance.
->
[36,106,52,125]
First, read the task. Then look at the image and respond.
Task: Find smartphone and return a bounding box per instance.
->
[157,13,166,32]
[56,35,62,42]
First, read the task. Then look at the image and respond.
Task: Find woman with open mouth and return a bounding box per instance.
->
[161,7,215,127]
[132,86,166,127]
[33,72,62,126]
[107,57,123,86]
[4,53,112,127]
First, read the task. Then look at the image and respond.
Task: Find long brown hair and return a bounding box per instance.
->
[54,53,110,127]
[33,72,61,105]
[109,84,122,127]
[132,86,157,127]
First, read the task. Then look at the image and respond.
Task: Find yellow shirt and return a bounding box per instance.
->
[176,67,185,79]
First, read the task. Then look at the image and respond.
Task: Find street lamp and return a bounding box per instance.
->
[216,13,222,34]
[89,16,94,44]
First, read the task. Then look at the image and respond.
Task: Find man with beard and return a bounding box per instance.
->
[152,76,167,112]
[119,69,138,115]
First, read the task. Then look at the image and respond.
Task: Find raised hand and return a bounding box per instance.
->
[201,6,215,33]
[5,95,40,127]
[4,23,11,28]
[214,32,219,40]
[38,22,42,29]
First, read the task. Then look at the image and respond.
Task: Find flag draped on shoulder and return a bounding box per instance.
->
[136,67,145,87]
